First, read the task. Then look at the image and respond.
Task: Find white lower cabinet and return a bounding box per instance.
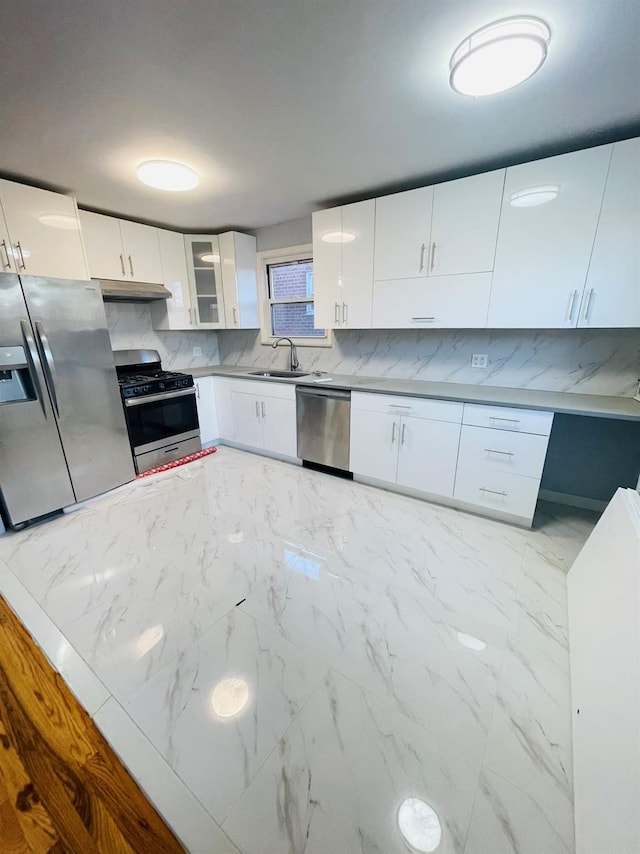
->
[230,380,297,458]
[194,377,218,445]
[350,392,463,498]
[453,405,553,524]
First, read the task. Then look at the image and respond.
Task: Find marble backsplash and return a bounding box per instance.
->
[217,328,640,397]
[104,303,219,369]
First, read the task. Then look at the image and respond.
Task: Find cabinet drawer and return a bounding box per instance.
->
[352,392,463,423]
[463,403,553,436]
[454,467,541,521]
[458,425,550,479]
[229,378,296,400]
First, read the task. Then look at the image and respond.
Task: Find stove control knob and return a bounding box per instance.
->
[159,382,165,390]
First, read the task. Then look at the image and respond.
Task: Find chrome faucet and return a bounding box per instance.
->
[272,337,300,372]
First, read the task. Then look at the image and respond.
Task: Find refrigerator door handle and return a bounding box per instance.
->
[19,320,47,419]
[34,321,62,419]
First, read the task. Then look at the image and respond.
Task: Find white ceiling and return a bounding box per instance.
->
[1,0,638,232]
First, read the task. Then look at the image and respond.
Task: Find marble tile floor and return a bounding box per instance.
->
[0,447,598,854]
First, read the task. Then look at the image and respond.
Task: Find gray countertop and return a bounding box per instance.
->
[182,364,640,422]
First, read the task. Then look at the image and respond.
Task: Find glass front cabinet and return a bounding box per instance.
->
[184,235,226,329]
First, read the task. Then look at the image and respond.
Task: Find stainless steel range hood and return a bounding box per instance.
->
[99,279,172,302]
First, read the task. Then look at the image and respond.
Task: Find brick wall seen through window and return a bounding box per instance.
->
[267,260,325,338]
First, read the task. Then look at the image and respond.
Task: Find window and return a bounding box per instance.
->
[258,244,331,346]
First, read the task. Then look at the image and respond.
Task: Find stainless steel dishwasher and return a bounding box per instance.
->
[296,386,351,472]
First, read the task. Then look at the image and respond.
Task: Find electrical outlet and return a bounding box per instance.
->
[471,353,488,368]
[193,346,202,356]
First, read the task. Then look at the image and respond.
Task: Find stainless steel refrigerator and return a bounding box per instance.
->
[0,273,135,528]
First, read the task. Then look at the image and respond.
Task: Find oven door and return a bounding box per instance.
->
[123,387,199,454]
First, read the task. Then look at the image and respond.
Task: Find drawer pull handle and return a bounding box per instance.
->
[411,316,435,321]
[479,487,507,497]
[484,448,514,456]
[389,405,412,411]
[489,416,520,424]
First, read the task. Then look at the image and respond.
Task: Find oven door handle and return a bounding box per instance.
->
[124,387,196,407]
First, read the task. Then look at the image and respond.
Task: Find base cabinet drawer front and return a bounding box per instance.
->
[463,403,553,436]
[457,425,550,479]
[350,408,399,483]
[396,418,461,498]
[229,378,296,401]
[454,467,541,521]
[352,391,463,423]
[372,273,492,329]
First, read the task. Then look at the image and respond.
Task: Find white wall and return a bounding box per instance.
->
[105,303,219,369]
[254,216,312,251]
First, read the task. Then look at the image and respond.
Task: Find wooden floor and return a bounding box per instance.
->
[0,595,184,853]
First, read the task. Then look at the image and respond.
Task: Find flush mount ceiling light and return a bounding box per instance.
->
[450,16,550,97]
[398,798,442,852]
[510,184,560,207]
[137,160,199,191]
[321,231,356,243]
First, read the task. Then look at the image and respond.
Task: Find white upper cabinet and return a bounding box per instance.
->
[79,211,124,280]
[184,235,226,328]
[374,187,433,281]
[340,200,375,328]
[119,219,163,284]
[488,145,613,328]
[0,203,14,274]
[313,201,374,329]
[151,228,193,330]
[372,273,492,328]
[429,169,505,275]
[312,206,342,329]
[0,180,88,280]
[579,138,640,327]
[219,231,259,329]
[79,210,162,283]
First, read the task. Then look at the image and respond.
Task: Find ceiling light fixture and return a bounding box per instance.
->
[137,160,199,192]
[398,798,442,852]
[510,184,560,207]
[321,231,356,243]
[450,16,550,97]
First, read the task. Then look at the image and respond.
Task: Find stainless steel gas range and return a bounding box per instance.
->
[113,349,201,473]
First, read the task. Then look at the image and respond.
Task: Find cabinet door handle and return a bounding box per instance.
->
[429,241,436,272]
[342,303,348,325]
[334,302,340,324]
[479,487,507,497]
[196,383,200,399]
[120,254,126,276]
[489,416,520,424]
[419,243,426,272]
[255,401,260,419]
[14,242,26,270]
[0,240,11,269]
[484,448,514,456]
[391,421,397,444]
[233,306,238,326]
[401,423,406,445]
[583,288,595,321]
[261,401,265,419]
[567,289,578,322]
[128,254,134,276]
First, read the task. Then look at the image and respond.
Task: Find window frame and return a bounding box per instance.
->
[257,244,332,347]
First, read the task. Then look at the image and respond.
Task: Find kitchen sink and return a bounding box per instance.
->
[248,370,310,378]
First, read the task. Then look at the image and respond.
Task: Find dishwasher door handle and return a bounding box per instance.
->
[296,387,351,401]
